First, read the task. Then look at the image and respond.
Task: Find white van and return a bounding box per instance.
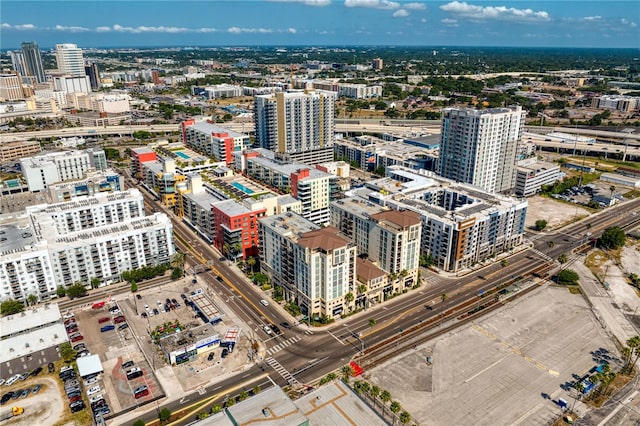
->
[260,299,269,307]
[5,374,21,386]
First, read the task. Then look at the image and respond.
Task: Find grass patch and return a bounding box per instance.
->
[567,156,640,171]
[567,285,582,294]
[586,372,635,408]
[624,189,640,199]
[585,249,608,279]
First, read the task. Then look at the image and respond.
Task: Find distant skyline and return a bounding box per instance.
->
[1,1,639,49]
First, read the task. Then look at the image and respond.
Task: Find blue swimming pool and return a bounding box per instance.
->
[231,181,254,194]
[175,151,190,159]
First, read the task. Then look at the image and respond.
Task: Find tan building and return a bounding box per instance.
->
[0,73,25,101]
[0,140,41,162]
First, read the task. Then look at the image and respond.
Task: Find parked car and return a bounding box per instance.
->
[221,348,229,358]
[71,335,84,342]
[64,318,76,326]
[113,316,126,324]
[100,325,114,332]
[263,325,272,335]
[85,377,98,386]
[48,363,55,373]
[70,401,85,413]
[136,294,142,300]
[77,350,90,358]
[134,385,149,398]
[152,308,159,316]
[98,317,110,324]
[121,361,134,369]
[207,352,215,361]
[141,312,148,318]
[32,384,42,395]
[73,343,86,351]
[30,366,43,377]
[69,395,83,404]
[117,323,129,331]
[89,394,103,403]
[20,388,31,398]
[86,386,101,396]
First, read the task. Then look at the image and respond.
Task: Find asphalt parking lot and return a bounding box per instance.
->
[366,285,620,426]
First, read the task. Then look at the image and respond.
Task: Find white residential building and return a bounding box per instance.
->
[352,166,527,272]
[235,149,339,225]
[438,106,526,193]
[259,212,357,318]
[181,120,251,165]
[0,189,175,301]
[255,89,336,164]
[338,83,383,99]
[21,149,107,192]
[55,43,85,77]
[53,75,91,94]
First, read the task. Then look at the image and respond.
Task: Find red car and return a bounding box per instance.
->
[66,327,79,334]
[64,319,76,326]
[134,389,149,399]
[113,316,126,324]
[70,335,84,342]
[98,317,110,324]
[69,395,83,403]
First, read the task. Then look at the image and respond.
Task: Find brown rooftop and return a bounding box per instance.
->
[298,226,351,251]
[370,209,421,228]
[356,258,386,282]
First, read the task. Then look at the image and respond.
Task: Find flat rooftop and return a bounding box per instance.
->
[259,212,320,241]
[226,386,308,425]
[1,303,62,337]
[187,122,249,139]
[0,323,67,364]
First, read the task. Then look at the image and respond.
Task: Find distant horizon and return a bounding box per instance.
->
[2,1,638,50]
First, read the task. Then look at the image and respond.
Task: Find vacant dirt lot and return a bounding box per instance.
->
[524,196,591,231]
[1,377,65,426]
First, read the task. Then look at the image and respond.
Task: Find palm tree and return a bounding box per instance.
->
[26,294,38,306]
[380,390,392,418]
[368,318,377,329]
[390,401,402,424]
[171,251,186,270]
[370,385,381,409]
[626,336,640,373]
[610,185,616,201]
[399,411,411,425]
[441,292,447,303]
[344,292,355,311]
[360,381,371,399]
[246,256,256,273]
[341,364,354,382]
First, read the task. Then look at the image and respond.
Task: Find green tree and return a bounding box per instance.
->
[197,412,209,420]
[225,397,236,407]
[159,408,172,422]
[171,252,186,270]
[390,400,402,415]
[374,166,386,176]
[252,385,261,395]
[210,404,223,414]
[380,390,392,414]
[132,419,145,426]
[558,254,568,264]
[625,336,640,373]
[66,283,88,299]
[534,219,548,231]
[171,268,183,280]
[1,299,25,316]
[369,318,377,329]
[599,226,626,250]
[399,411,411,424]
[238,391,249,401]
[246,256,256,273]
[557,269,580,285]
[370,385,381,408]
[344,292,354,307]
[26,294,38,307]
[131,280,138,293]
[59,342,76,363]
[441,293,447,303]
[56,286,66,297]
[90,277,100,289]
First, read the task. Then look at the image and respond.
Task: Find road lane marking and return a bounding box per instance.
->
[326,329,346,345]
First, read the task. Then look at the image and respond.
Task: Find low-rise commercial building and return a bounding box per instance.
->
[0,140,41,162]
[334,136,438,172]
[0,303,67,376]
[515,160,561,197]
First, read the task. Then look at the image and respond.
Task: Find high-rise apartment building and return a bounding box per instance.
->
[437,106,525,193]
[85,62,100,90]
[372,58,384,70]
[254,89,336,165]
[0,73,24,101]
[21,41,46,83]
[55,43,85,77]
[9,51,27,77]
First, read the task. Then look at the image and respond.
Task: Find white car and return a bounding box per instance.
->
[89,394,103,403]
[87,386,101,396]
[263,325,272,335]
[260,299,269,306]
[63,312,75,319]
[85,377,98,386]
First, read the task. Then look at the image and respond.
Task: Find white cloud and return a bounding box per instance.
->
[54,25,90,32]
[441,18,458,27]
[344,0,400,10]
[440,1,550,22]
[270,0,331,5]
[393,9,409,18]
[621,18,637,27]
[96,26,111,32]
[228,27,273,34]
[404,2,426,10]
[287,28,297,33]
[583,16,602,21]
[1,23,37,30]
[420,18,427,23]
[111,24,194,33]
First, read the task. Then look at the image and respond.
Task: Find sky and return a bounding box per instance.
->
[1,1,639,49]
